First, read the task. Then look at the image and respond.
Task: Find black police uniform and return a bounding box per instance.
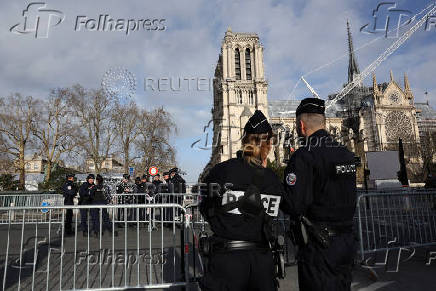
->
[200,110,284,291]
[62,175,78,235]
[79,175,96,233]
[283,98,357,291]
[116,176,136,224]
[170,169,186,219]
[90,175,114,235]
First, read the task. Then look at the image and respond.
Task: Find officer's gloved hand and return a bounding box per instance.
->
[239,185,263,216]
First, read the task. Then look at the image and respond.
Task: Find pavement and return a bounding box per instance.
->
[1,224,435,290]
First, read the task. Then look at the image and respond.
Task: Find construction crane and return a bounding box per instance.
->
[325,3,436,108]
[301,76,321,99]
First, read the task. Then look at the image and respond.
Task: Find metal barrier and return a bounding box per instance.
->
[0,204,195,291]
[356,190,436,265]
[0,194,64,224]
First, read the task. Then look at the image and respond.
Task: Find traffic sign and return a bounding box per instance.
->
[41,201,49,213]
[148,166,158,176]
[129,167,134,176]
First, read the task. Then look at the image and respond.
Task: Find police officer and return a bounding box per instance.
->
[116,174,136,226]
[79,174,96,236]
[283,98,357,291]
[200,110,285,291]
[62,174,78,236]
[90,174,117,237]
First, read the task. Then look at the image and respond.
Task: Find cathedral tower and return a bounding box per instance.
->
[209,28,269,165]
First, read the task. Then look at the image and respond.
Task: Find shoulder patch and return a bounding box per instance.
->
[286,173,297,186]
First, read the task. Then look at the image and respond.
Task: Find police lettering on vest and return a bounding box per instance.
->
[221,190,281,217]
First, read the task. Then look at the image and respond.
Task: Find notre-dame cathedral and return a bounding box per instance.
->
[202,24,436,183]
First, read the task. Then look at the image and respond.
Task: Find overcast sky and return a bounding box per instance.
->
[1,0,435,182]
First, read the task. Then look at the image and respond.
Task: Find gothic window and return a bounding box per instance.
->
[236,91,242,104]
[235,48,241,80]
[385,111,413,142]
[245,48,252,80]
[248,91,254,105]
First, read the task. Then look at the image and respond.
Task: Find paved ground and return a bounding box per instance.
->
[1,223,435,290]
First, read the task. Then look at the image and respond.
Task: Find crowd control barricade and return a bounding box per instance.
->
[356,189,436,270]
[0,203,197,290]
[0,194,63,224]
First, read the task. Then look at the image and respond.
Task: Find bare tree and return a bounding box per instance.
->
[135,107,177,174]
[67,85,116,174]
[0,94,38,189]
[112,101,141,173]
[32,88,79,182]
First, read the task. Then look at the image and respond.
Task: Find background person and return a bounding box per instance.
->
[79,174,95,237]
[62,173,78,236]
[90,174,118,237]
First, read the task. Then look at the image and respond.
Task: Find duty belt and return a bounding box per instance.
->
[316,223,353,236]
[213,240,270,252]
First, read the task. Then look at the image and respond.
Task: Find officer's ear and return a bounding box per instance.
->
[299,119,307,136]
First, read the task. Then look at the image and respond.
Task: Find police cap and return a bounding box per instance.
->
[296,98,325,116]
[169,168,178,174]
[244,110,272,134]
[123,174,130,180]
[86,174,95,180]
[66,173,75,179]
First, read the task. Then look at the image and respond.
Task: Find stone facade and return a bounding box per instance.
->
[201,26,435,182]
[209,28,268,166]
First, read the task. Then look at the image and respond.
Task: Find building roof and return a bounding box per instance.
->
[268,99,338,118]
[415,102,436,120]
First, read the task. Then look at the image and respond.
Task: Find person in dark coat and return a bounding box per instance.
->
[90,174,117,237]
[200,110,288,291]
[79,174,96,236]
[283,98,357,291]
[62,174,78,236]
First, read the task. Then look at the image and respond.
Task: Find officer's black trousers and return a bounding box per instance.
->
[298,233,356,291]
[201,249,277,291]
[64,198,74,231]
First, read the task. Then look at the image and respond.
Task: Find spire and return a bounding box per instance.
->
[404,72,410,91]
[347,20,360,84]
[390,70,394,82]
[372,73,379,93]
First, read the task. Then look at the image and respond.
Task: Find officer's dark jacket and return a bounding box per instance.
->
[62,181,77,198]
[200,157,286,243]
[283,129,356,224]
[152,180,163,194]
[79,182,95,204]
[170,174,186,193]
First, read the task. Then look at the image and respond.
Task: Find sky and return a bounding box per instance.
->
[0,0,435,182]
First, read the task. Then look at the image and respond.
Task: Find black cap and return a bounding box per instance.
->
[123,174,130,180]
[244,110,272,134]
[163,171,169,176]
[142,174,147,179]
[96,174,103,183]
[135,177,141,182]
[169,168,178,174]
[296,98,325,116]
[66,173,75,179]
[86,174,95,180]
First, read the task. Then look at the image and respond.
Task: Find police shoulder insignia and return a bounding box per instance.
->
[286,173,297,186]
